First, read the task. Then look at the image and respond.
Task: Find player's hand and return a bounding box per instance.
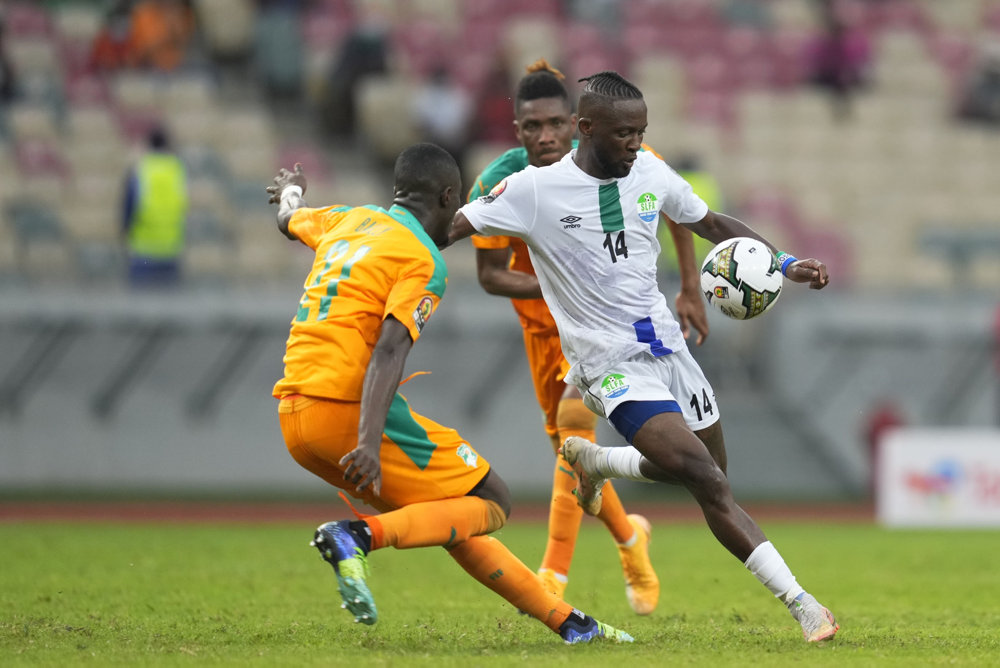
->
[339,446,382,495]
[675,288,709,346]
[265,163,307,204]
[786,258,830,290]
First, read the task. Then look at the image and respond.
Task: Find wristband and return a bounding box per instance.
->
[280,184,303,204]
[775,251,798,276]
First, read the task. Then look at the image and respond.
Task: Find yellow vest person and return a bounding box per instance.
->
[123,127,188,286]
[657,157,723,278]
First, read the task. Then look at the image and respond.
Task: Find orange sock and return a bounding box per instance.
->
[365,496,506,550]
[595,480,634,544]
[448,535,574,632]
[539,452,583,576]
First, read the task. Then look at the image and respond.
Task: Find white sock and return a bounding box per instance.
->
[617,530,638,548]
[743,541,805,606]
[539,568,568,583]
[600,445,652,482]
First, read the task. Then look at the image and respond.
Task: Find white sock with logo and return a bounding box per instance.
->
[600,445,652,482]
[744,540,805,605]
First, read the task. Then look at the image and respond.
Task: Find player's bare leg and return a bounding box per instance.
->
[563,412,838,642]
[630,412,763,558]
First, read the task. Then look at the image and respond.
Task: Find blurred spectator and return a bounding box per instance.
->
[473,57,516,144]
[128,0,196,72]
[122,126,189,287]
[0,16,16,104]
[803,0,871,119]
[412,66,473,173]
[253,1,303,98]
[319,12,389,137]
[90,1,136,73]
[864,400,905,498]
[956,40,1000,127]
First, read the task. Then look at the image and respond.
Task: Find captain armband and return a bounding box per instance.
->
[775,251,798,277]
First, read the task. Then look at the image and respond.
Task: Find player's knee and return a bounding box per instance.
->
[470,469,512,520]
[696,422,728,474]
[482,498,508,533]
[688,464,733,510]
[557,397,597,432]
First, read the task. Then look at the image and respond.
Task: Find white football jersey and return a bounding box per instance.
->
[461,149,708,386]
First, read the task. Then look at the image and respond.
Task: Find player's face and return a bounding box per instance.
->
[514,98,576,167]
[588,98,647,179]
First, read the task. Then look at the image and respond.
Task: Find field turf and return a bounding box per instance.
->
[2,514,998,666]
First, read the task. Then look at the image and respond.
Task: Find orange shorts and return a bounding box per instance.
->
[521,329,571,440]
[278,394,491,511]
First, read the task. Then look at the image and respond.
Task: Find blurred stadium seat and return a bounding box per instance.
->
[51,2,102,77]
[355,73,420,164]
[500,16,562,85]
[7,102,60,144]
[192,0,257,62]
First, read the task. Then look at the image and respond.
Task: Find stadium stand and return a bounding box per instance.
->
[1,0,998,291]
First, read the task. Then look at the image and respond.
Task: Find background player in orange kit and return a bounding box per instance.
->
[467,60,710,614]
[266,143,632,644]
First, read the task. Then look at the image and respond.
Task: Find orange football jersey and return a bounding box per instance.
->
[273,204,447,401]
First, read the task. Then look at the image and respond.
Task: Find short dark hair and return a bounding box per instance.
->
[578,71,643,101]
[148,125,170,150]
[515,58,570,109]
[394,143,460,195]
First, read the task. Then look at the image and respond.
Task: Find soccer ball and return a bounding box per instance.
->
[700,237,782,320]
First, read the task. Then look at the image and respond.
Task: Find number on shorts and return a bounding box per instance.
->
[689,389,714,421]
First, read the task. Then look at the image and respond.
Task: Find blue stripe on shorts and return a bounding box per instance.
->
[609,400,682,444]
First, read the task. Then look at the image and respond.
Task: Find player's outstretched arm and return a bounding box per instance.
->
[688,210,830,290]
[687,210,768,247]
[785,258,830,290]
[344,316,414,495]
[266,163,307,240]
[665,215,709,345]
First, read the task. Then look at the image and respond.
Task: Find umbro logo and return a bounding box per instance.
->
[561,215,582,229]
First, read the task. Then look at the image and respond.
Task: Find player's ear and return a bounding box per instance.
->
[577,116,592,136]
[439,185,454,209]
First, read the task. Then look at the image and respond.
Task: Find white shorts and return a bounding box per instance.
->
[577,349,721,432]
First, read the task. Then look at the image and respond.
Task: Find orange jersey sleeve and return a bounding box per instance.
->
[286,204,348,249]
[470,233,511,250]
[640,142,663,160]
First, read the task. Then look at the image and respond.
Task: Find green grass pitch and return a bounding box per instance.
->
[2,517,998,666]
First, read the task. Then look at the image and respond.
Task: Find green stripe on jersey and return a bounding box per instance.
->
[384,393,435,470]
[599,183,624,232]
